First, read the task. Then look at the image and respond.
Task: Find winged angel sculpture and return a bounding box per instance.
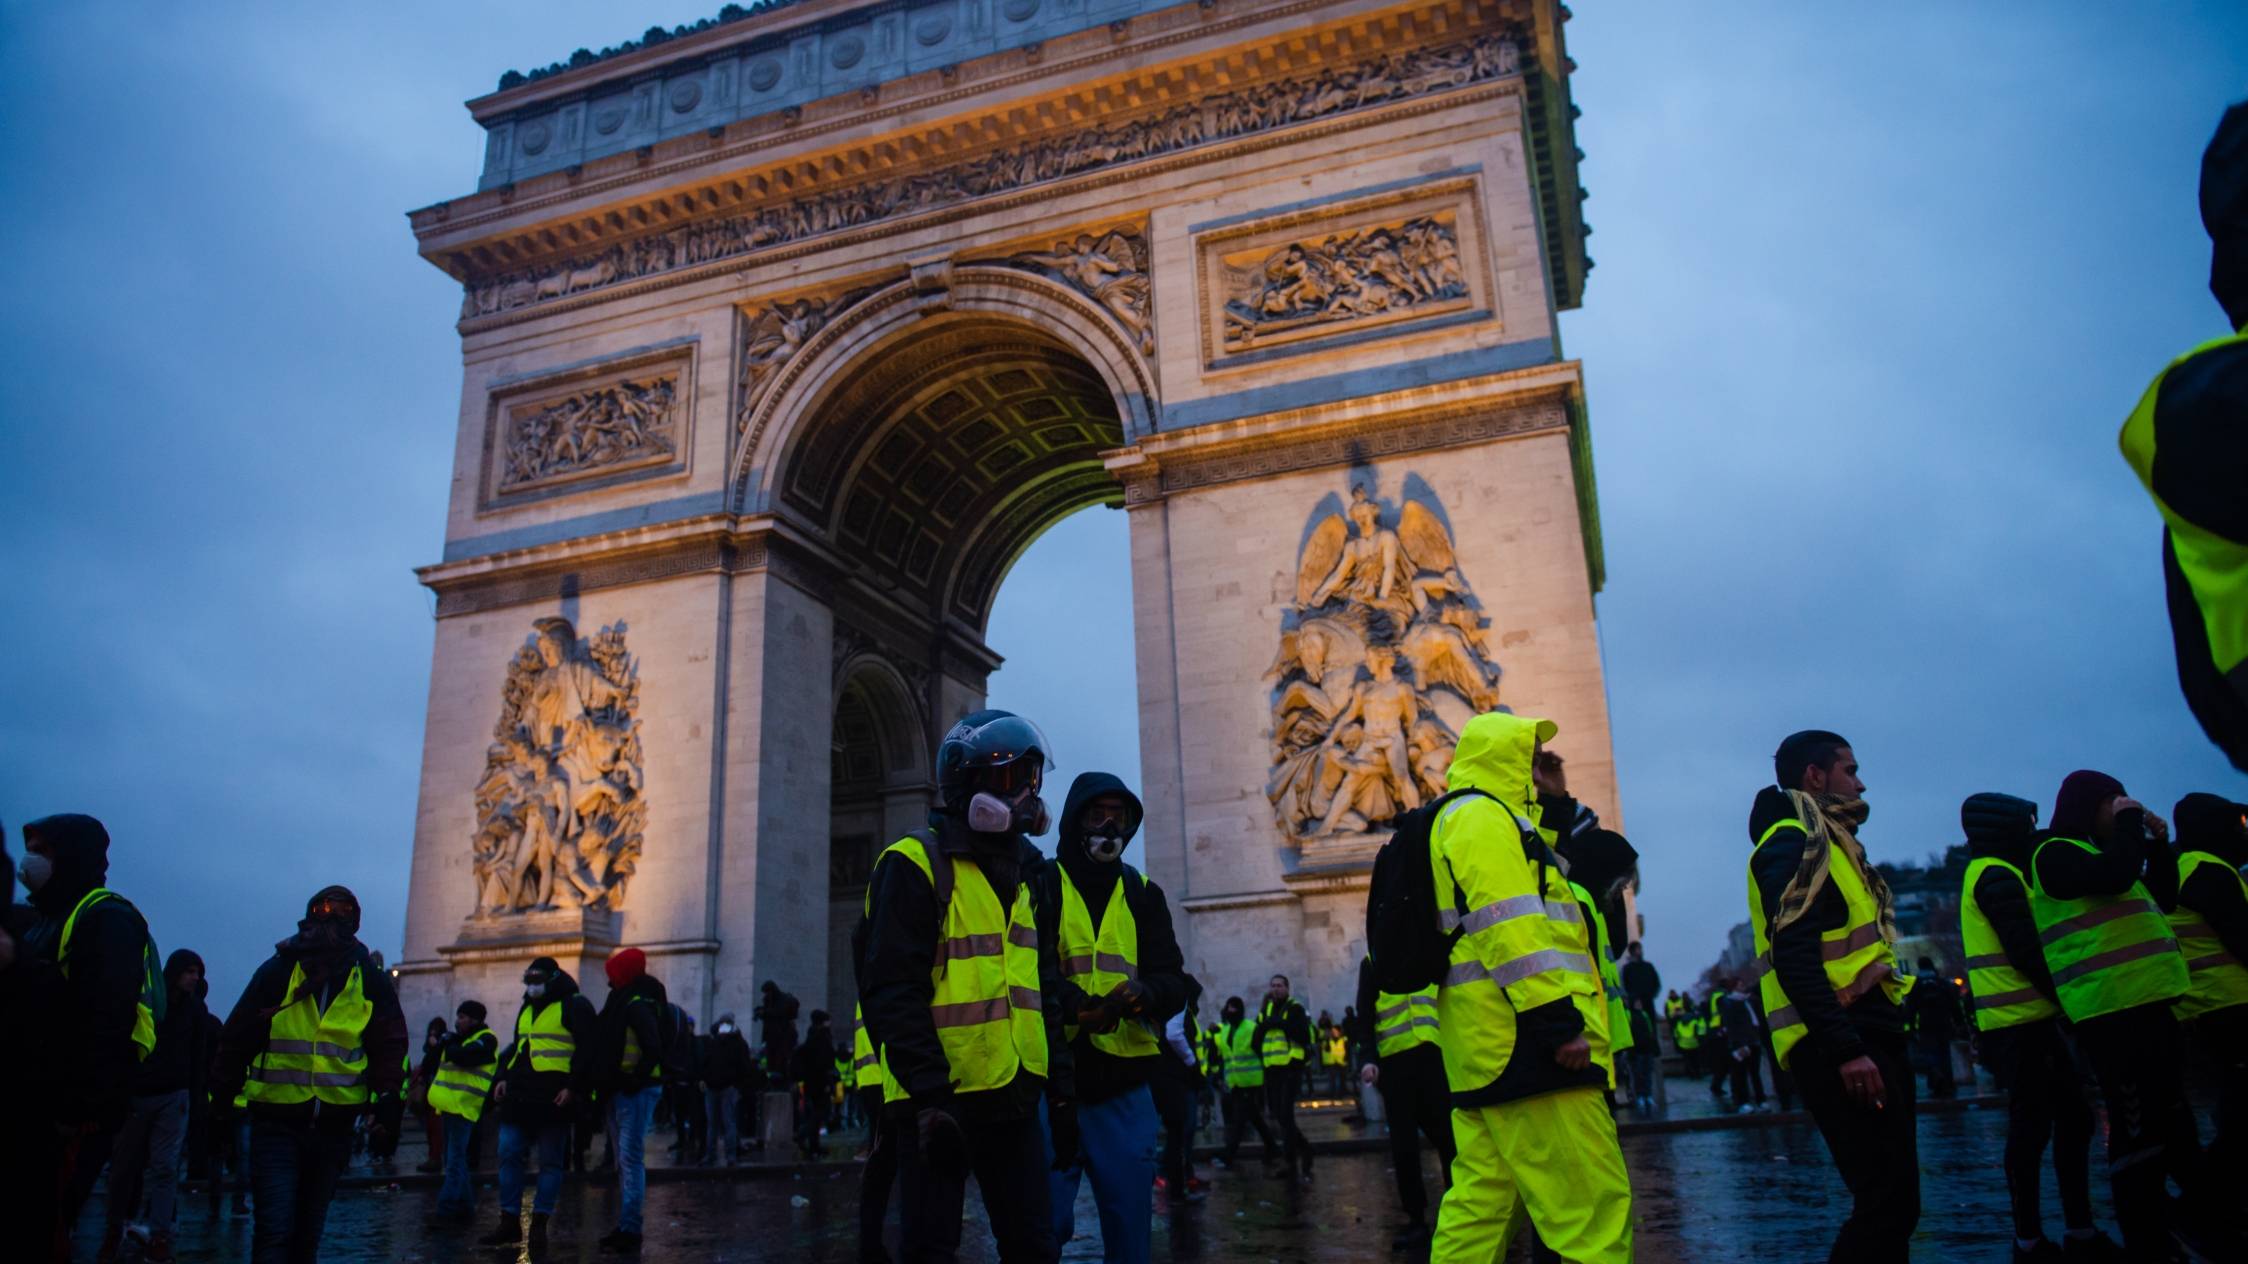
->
[1267,482,1502,840]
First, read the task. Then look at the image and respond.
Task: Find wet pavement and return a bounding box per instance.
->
[77,1081,2099,1262]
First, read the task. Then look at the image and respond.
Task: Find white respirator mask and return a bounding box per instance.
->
[1084,829,1127,864]
[968,790,1048,836]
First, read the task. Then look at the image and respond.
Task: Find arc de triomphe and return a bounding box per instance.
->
[395,0,1616,1027]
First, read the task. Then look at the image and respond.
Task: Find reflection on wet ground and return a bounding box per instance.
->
[79,1091,2087,1262]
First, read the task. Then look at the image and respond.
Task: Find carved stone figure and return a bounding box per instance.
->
[1011,229,1154,354]
[1267,476,1503,841]
[501,377,677,491]
[1223,217,1470,346]
[463,32,1524,319]
[736,287,875,430]
[470,617,645,914]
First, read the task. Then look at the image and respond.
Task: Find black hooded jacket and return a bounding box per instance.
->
[1030,773,1189,1104]
[497,968,599,1124]
[2175,794,2248,973]
[20,814,157,1128]
[1961,794,2059,1009]
[2145,103,2248,772]
[136,948,211,1098]
[859,812,1073,1122]
[595,973,670,1094]
[213,932,409,1132]
[1747,787,1907,1067]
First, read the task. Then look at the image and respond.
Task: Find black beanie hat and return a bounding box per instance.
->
[457,1000,488,1023]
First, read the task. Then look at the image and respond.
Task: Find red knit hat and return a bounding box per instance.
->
[605,947,647,988]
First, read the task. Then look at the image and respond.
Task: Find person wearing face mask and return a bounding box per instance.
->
[99,948,211,1264]
[2028,771,2217,1260]
[702,1011,752,1166]
[479,957,597,1251]
[859,709,1072,1263]
[18,813,165,1257]
[2169,793,2248,1199]
[430,1000,496,1224]
[1030,772,1189,1263]
[211,886,408,1264]
[1211,994,1279,1168]
[3,826,74,1264]
[1250,974,1314,1181]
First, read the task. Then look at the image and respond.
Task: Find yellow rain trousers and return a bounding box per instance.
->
[1432,1085,1633,1264]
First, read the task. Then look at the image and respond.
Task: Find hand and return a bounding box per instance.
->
[1359,1063,1379,1087]
[1553,1035,1591,1071]
[915,1104,964,1165]
[1836,1055,1885,1109]
[493,1080,509,1101]
[552,1088,572,1109]
[2145,813,2170,844]
[1047,1099,1082,1172]
[1106,980,1151,1016]
[1077,1005,1121,1035]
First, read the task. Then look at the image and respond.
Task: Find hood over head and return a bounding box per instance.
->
[1058,771,1143,865]
[1961,793,2040,866]
[2050,770,2126,840]
[2203,101,2248,330]
[2175,792,2248,866]
[164,948,206,990]
[1446,712,1558,819]
[21,813,110,914]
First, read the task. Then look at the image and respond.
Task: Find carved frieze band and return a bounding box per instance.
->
[461,32,1522,321]
[1119,398,1568,505]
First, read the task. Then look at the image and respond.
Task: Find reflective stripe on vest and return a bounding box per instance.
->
[1748,818,1914,1070]
[2120,327,2248,688]
[2029,837,2187,1022]
[1258,1000,1307,1067]
[1217,1020,1263,1088]
[427,1029,496,1121]
[1959,856,2061,1032]
[876,835,1046,1103]
[2170,850,2248,1021]
[851,1002,883,1090]
[514,999,575,1074]
[1056,867,1158,1059]
[245,963,372,1106]
[619,996,663,1081]
[1673,1016,1700,1050]
[61,888,161,1062]
[1373,986,1440,1058]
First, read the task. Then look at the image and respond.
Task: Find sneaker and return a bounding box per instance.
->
[477,1214,521,1247]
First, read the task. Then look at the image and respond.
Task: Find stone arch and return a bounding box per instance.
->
[731,265,1158,517]
[738,266,1156,630]
[825,653,936,1016]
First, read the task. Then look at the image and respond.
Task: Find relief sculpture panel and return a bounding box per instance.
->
[499,377,678,493]
[470,617,646,916]
[1267,476,1501,844]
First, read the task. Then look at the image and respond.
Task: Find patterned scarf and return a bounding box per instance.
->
[1767,791,1897,944]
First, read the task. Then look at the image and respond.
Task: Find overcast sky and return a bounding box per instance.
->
[3,4,2242,1002]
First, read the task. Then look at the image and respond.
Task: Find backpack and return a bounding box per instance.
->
[654,1001,694,1081]
[1364,787,1495,994]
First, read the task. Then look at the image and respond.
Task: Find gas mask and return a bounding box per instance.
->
[967,788,1048,836]
[1084,826,1126,864]
[17,852,52,891]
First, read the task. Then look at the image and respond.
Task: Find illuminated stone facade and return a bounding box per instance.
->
[396,0,1611,1026]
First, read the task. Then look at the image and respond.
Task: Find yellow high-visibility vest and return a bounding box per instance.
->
[852,1003,883,1090]
[1959,857,2060,1032]
[1258,1000,1306,1068]
[1372,977,1440,1060]
[1217,1020,1263,1089]
[875,835,1046,1103]
[428,1029,497,1121]
[1748,818,1913,1070]
[60,888,160,1062]
[1056,868,1158,1059]
[513,999,576,1074]
[244,963,372,1106]
[2029,837,2186,1022]
[2169,850,2248,1020]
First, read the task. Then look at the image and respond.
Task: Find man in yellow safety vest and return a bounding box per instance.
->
[479,956,596,1252]
[212,885,408,1264]
[2119,103,2248,774]
[1212,995,1278,1168]
[2169,793,2248,1195]
[1251,975,1315,1180]
[1354,951,1453,1252]
[1746,731,1916,1260]
[859,710,1071,1261]
[430,1000,496,1223]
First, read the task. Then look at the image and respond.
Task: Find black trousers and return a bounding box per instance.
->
[1264,1065,1310,1171]
[1375,1044,1455,1223]
[858,1091,899,1264]
[1220,1084,1277,1161]
[896,1107,1052,1264]
[2189,1005,2248,1201]
[1726,1045,1767,1106]
[1918,1033,1957,1098]
[1791,1029,1919,1263]
[1149,1071,1194,1190]
[1980,1018,2095,1241]
[2074,1002,2200,1257]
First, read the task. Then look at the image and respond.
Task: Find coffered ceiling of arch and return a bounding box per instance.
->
[783,322,1126,629]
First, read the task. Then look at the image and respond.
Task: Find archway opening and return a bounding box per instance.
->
[826,665,930,1017]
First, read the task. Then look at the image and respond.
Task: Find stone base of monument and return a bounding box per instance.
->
[1287,831,1388,877]
[402,907,625,1024]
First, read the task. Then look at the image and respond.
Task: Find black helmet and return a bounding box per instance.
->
[935,709,1052,810]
